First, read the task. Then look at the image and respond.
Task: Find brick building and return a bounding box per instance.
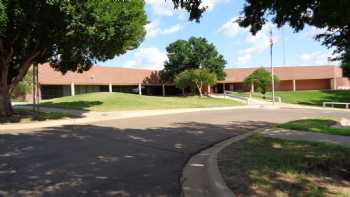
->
[34,64,350,99]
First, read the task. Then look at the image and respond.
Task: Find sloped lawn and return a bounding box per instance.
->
[40,92,241,112]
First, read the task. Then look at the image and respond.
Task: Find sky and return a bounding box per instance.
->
[98,0,339,70]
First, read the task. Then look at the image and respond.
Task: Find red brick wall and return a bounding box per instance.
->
[336,77,350,88]
[276,80,293,91]
[212,79,332,93]
[296,79,331,90]
[233,83,250,92]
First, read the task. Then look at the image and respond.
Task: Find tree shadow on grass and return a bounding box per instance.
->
[0,120,270,197]
[218,135,350,196]
[40,101,103,111]
[0,109,81,124]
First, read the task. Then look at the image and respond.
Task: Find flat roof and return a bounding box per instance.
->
[223,65,342,83]
[38,64,342,85]
[39,64,161,85]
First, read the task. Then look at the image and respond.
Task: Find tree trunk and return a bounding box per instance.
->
[196,83,203,97]
[0,60,14,117]
[0,87,13,116]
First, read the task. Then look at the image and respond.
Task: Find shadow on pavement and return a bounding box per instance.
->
[0,121,271,197]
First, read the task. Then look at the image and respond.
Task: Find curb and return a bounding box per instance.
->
[181,129,264,197]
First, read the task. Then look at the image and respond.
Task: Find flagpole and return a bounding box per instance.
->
[270,28,275,104]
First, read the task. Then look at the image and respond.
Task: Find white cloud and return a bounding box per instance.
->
[145,0,175,16]
[146,0,230,17]
[304,26,328,39]
[146,21,183,38]
[237,53,252,65]
[236,23,278,65]
[200,0,231,11]
[300,51,339,66]
[218,17,246,37]
[124,47,168,70]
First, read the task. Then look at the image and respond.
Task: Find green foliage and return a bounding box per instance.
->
[0,0,7,35]
[11,70,32,99]
[244,68,279,95]
[175,69,197,91]
[160,37,226,82]
[1,0,147,115]
[237,0,350,64]
[172,0,350,64]
[171,0,205,22]
[175,69,217,96]
[1,0,147,82]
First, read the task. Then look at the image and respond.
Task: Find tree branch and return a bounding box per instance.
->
[9,51,41,92]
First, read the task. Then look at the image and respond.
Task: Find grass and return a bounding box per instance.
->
[278,119,350,136]
[270,90,350,106]
[234,90,350,106]
[218,134,350,197]
[0,109,75,124]
[40,92,241,112]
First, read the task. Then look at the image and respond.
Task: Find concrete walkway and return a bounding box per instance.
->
[4,105,254,132]
[262,128,350,147]
[1,108,350,196]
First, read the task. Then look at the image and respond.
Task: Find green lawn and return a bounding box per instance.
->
[278,119,350,136]
[234,90,350,106]
[218,135,350,197]
[271,90,350,106]
[0,109,75,124]
[40,92,241,111]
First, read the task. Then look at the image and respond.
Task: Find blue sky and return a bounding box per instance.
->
[99,0,338,70]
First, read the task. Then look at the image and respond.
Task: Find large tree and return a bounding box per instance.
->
[175,68,217,97]
[171,0,350,67]
[160,37,226,82]
[243,68,279,96]
[0,0,147,116]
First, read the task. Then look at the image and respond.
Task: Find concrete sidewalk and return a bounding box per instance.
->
[262,128,350,147]
[2,105,254,132]
[182,128,265,197]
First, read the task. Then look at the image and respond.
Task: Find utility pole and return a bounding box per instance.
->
[32,64,36,112]
[32,63,39,113]
[270,28,276,104]
[36,64,40,112]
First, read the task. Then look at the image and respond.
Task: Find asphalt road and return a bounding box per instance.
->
[0,108,349,197]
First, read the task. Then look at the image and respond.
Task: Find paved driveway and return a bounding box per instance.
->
[0,108,349,197]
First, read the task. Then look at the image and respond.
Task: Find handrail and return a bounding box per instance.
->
[224,91,282,103]
[323,102,350,109]
[250,93,282,103]
[223,91,251,104]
